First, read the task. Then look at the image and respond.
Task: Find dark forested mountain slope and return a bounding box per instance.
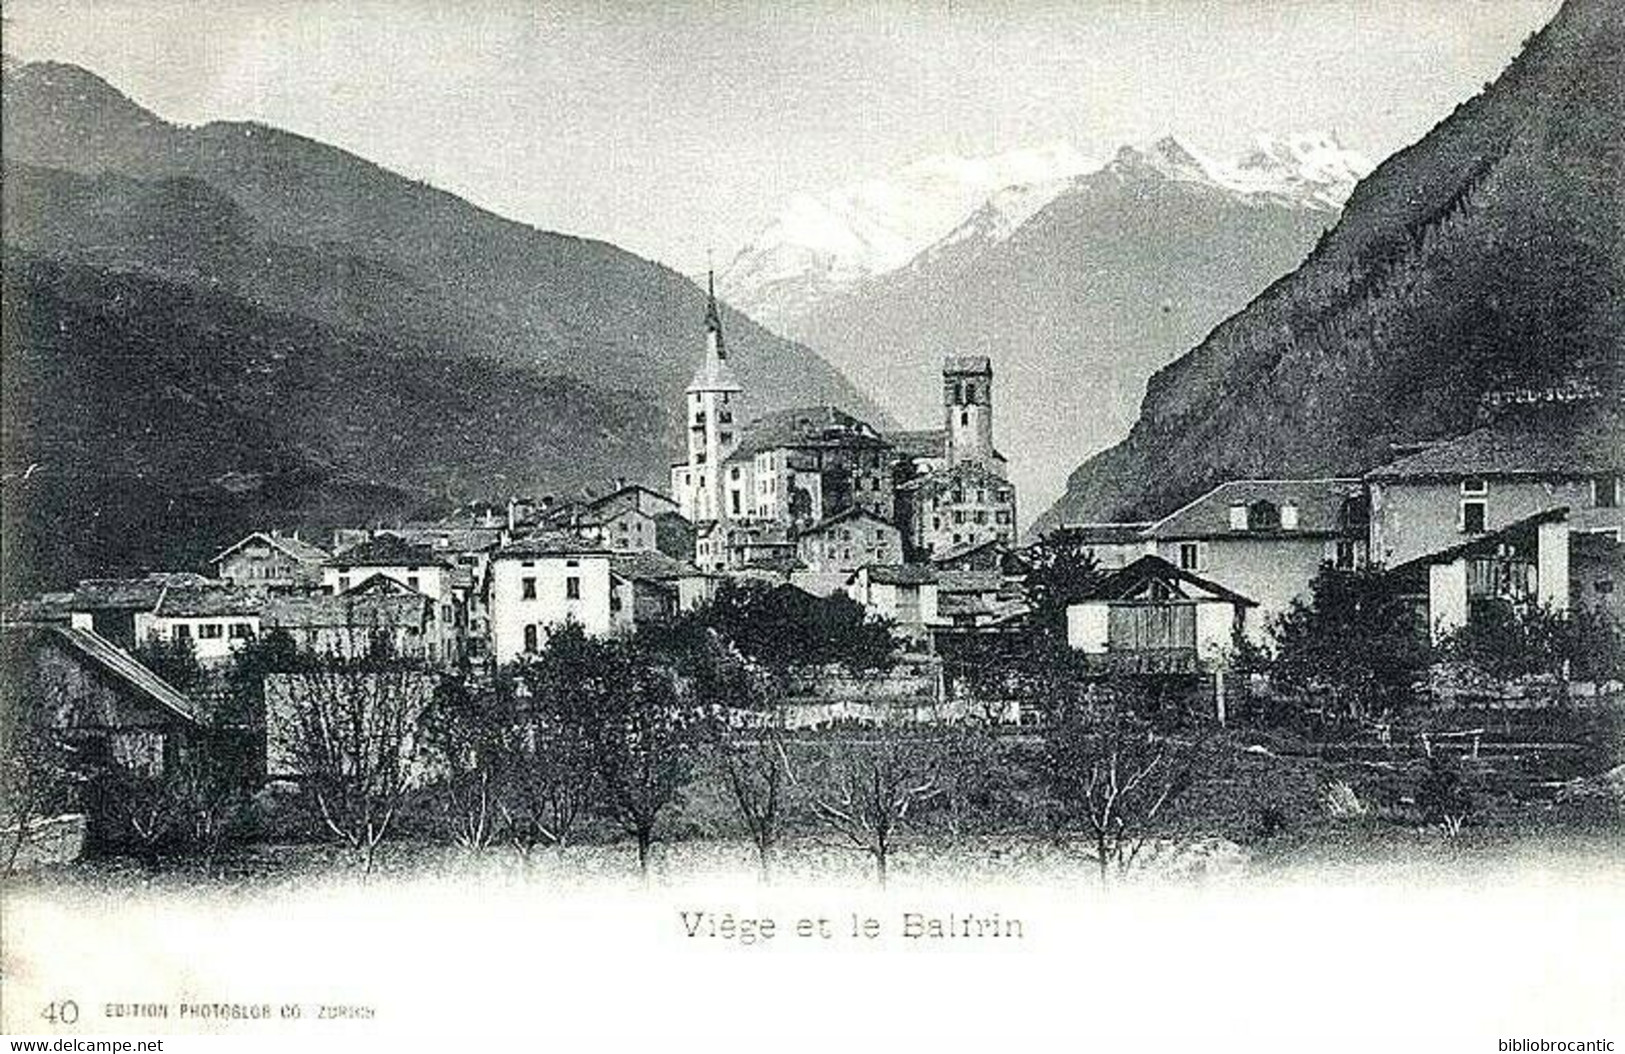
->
[0,252,661,593]
[0,61,890,591]
[1038,0,1624,531]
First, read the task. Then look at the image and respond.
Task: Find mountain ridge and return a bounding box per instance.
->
[1036,0,1624,532]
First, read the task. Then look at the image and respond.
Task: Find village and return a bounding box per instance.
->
[2,276,1622,884]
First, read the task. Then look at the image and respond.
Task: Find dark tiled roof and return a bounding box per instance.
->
[612,551,705,583]
[937,569,1003,594]
[1081,555,1257,607]
[1146,479,1366,540]
[328,533,449,568]
[70,573,219,611]
[381,526,503,554]
[589,485,679,518]
[496,531,612,558]
[930,538,1005,565]
[340,573,420,596]
[857,564,938,586]
[726,406,891,462]
[49,626,201,724]
[152,586,264,618]
[1367,420,1624,481]
[798,507,898,537]
[900,460,1012,494]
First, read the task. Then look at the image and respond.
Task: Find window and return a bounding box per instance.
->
[1596,475,1619,509]
[174,624,192,640]
[960,410,969,427]
[996,511,1011,525]
[523,625,539,653]
[1179,542,1200,572]
[1229,504,1248,530]
[565,559,580,568]
[337,576,351,593]
[1280,504,1300,530]
[953,511,966,525]
[730,466,740,480]
[1461,477,1487,496]
[1335,539,1356,571]
[566,576,581,600]
[731,492,741,514]
[199,623,224,639]
[1461,500,1487,534]
[229,623,256,640]
[407,576,421,592]
[932,517,942,531]
[720,432,733,446]
[974,511,987,524]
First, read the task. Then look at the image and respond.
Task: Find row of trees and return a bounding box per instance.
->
[1259,566,1625,726]
[177,578,1205,885]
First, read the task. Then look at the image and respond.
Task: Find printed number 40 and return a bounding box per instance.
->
[43,1000,80,1025]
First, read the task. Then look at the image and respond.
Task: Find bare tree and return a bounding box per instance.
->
[281,654,430,874]
[791,719,943,887]
[527,625,699,883]
[1044,687,1197,885]
[0,643,81,875]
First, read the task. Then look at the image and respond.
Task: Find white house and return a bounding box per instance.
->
[846,564,940,642]
[1141,478,1368,643]
[1066,555,1256,670]
[487,532,615,663]
[133,586,263,663]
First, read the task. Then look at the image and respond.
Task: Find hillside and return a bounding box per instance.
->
[0,251,668,593]
[1038,0,1625,531]
[0,61,889,591]
[0,62,885,427]
[792,139,1351,518]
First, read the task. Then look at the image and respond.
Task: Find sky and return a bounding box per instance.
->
[4,0,1560,274]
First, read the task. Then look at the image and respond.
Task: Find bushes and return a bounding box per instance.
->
[1265,566,1432,723]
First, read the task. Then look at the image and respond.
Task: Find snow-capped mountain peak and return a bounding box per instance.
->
[718,141,1098,327]
[724,132,1371,331]
[1109,131,1370,211]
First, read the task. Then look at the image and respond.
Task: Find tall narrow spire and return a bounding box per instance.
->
[704,268,726,358]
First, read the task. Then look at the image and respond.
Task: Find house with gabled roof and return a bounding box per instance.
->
[1383,506,1574,644]
[59,573,219,648]
[212,531,329,590]
[795,507,903,574]
[1143,478,1368,640]
[1,623,201,782]
[323,535,464,660]
[1066,555,1256,671]
[1366,417,1624,567]
[134,585,265,662]
[261,592,437,659]
[846,564,941,642]
[609,551,714,630]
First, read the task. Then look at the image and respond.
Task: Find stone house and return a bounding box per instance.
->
[795,508,904,574]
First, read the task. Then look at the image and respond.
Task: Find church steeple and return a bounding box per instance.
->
[704,269,726,359]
